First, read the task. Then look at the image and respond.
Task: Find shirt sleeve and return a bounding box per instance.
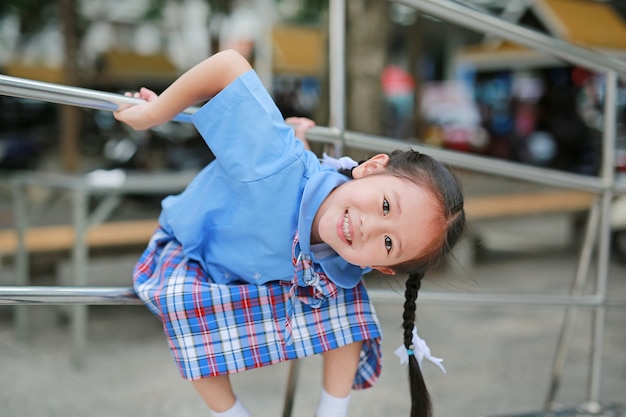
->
[191,70,305,182]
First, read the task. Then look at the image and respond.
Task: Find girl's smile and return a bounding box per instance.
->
[340,210,353,245]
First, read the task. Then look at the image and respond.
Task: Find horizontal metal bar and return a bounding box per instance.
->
[1,286,624,308]
[0,72,618,194]
[0,286,141,305]
[0,73,342,149]
[369,289,626,308]
[342,130,608,193]
[0,74,198,123]
[396,0,626,77]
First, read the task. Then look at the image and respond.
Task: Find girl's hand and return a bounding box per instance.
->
[113,87,160,130]
[286,117,315,150]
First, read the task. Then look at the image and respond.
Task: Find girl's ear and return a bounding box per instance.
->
[352,153,389,179]
[372,266,396,275]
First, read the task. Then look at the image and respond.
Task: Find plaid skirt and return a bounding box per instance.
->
[133,227,383,390]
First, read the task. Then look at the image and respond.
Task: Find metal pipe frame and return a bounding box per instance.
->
[2,286,626,308]
[0,74,198,123]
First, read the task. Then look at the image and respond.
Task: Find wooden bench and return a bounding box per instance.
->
[465,190,595,220]
[0,191,595,259]
[0,219,158,258]
[0,218,159,369]
[451,190,596,271]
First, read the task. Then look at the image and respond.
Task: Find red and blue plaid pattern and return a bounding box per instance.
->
[133,227,382,389]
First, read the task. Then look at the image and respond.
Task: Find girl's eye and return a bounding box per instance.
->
[382,198,390,215]
[384,235,393,253]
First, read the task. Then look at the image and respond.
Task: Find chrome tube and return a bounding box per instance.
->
[0,286,141,305]
[1,285,625,307]
[0,74,198,123]
[343,130,607,192]
[328,0,347,156]
[329,0,346,132]
[0,285,606,307]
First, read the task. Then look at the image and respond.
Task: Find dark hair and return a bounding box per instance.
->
[387,150,465,417]
[342,149,465,417]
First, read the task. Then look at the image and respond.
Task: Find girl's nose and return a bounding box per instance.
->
[360,214,383,241]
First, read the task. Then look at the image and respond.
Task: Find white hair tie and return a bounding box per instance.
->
[320,153,358,171]
[394,327,446,374]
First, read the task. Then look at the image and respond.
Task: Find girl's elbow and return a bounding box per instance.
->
[218,49,253,74]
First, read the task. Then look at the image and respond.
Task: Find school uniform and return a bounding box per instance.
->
[133,70,382,389]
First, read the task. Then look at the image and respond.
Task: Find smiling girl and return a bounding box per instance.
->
[114,49,465,417]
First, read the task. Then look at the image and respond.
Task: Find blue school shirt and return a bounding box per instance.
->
[157,70,364,289]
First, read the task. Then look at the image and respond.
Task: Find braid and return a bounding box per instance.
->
[403,272,431,417]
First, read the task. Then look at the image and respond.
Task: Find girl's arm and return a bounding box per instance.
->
[114,49,252,130]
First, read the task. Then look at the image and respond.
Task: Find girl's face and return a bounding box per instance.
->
[312,154,443,275]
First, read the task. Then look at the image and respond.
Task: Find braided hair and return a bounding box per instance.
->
[340,149,466,417]
[404,272,429,417]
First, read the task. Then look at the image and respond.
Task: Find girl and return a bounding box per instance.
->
[114,49,465,417]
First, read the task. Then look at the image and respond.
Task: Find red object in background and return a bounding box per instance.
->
[571,67,593,87]
[382,65,415,96]
[616,150,626,172]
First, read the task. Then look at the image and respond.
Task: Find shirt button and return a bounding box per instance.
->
[253,272,261,280]
[223,272,230,279]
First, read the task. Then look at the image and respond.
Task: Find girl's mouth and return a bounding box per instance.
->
[342,210,352,244]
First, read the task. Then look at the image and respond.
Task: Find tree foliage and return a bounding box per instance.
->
[0,1,59,37]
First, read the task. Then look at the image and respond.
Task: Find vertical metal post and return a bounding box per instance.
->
[544,197,600,409]
[329,0,346,155]
[281,360,301,417]
[71,187,89,368]
[255,0,275,91]
[11,180,29,340]
[586,70,617,409]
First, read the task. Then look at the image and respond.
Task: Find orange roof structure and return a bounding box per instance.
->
[533,0,626,49]
[455,0,626,70]
[271,25,325,76]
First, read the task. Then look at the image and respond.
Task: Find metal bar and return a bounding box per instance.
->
[71,187,89,368]
[0,287,141,305]
[394,0,626,77]
[0,286,617,308]
[329,0,346,131]
[0,74,198,123]
[11,181,29,340]
[328,0,346,155]
[342,130,607,193]
[85,194,123,228]
[281,360,301,417]
[587,71,619,404]
[369,289,605,308]
[545,197,600,409]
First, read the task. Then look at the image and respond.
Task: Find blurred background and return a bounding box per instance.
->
[0,1,625,416]
[0,0,625,175]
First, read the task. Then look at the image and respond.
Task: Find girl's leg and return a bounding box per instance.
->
[316,341,363,417]
[191,375,249,415]
[322,341,363,397]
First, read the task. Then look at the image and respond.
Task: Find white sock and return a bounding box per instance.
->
[315,388,351,417]
[210,398,251,417]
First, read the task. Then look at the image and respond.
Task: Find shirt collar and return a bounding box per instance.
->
[297,169,364,288]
